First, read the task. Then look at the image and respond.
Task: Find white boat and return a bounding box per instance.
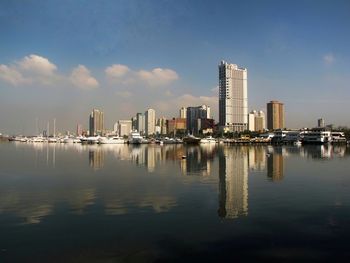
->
[98,136,125,144]
[80,136,99,144]
[200,136,216,144]
[128,131,143,144]
[48,137,58,143]
[31,136,45,143]
[163,137,176,144]
[293,140,302,146]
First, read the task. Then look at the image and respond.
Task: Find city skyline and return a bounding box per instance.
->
[1,1,350,134]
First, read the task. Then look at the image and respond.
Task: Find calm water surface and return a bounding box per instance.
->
[0,142,350,262]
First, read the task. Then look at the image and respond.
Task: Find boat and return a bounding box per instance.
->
[183,134,201,144]
[163,137,176,144]
[293,140,302,146]
[30,136,45,143]
[80,136,99,144]
[128,131,143,144]
[200,136,216,144]
[98,136,125,144]
[303,128,332,144]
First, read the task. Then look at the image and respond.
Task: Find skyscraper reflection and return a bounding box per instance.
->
[218,146,248,219]
[89,147,104,170]
[267,148,284,181]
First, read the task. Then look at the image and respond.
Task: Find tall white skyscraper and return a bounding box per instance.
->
[145,108,156,136]
[219,61,248,132]
[179,107,187,119]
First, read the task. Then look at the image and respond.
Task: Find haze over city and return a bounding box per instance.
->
[0,0,349,134]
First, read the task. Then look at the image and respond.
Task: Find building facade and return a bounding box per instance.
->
[179,107,187,119]
[145,109,156,136]
[136,113,145,135]
[89,109,104,136]
[318,118,325,128]
[248,110,266,132]
[167,118,186,135]
[267,101,285,130]
[219,61,248,132]
[157,117,167,135]
[118,120,132,137]
[186,105,210,134]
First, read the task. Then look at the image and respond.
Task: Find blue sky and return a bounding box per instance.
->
[0,0,349,134]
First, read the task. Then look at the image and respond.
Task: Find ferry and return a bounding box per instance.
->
[303,128,332,144]
[128,131,143,144]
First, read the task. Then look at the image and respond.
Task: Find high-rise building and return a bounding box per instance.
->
[117,120,132,137]
[145,109,156,136]
[219,61,248,132]
[267,101,285,130]
[89,109,104,136]
[248,110,266,132]
[136,113,145,135]
[248,111,256,131]
[179,107,187,119]
[255,111,266,132]
[167,118,186,135]
[157,117,167,135]
[186,105,210,133]
[318,118,325,128]
[76,124,83,136]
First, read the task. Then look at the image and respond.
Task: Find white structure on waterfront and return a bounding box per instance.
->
[218,61,248,132]
[145,108,156,136]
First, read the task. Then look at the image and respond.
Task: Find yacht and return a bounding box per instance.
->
[80,136,100,144]
[128,131,143,144]
[163,137,176,144]
[200,136,216,144]
[98,136,125,144]
[183,134,201,144]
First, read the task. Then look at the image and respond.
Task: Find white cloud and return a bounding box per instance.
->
[0,54,60,86]
[137,68,178,86]
[105,64,179,88]
[0,65,28,86]
[70,65,99,90]
[105,64,130,78]
[18,54,57,76]
[323,53,335,65]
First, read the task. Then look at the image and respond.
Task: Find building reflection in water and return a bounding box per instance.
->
[89,147,104,170]
[267,148,284,181]
[218,146,248,219]
[180,145,216,176]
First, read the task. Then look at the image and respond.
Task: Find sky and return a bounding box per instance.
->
[0,0,349,134]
